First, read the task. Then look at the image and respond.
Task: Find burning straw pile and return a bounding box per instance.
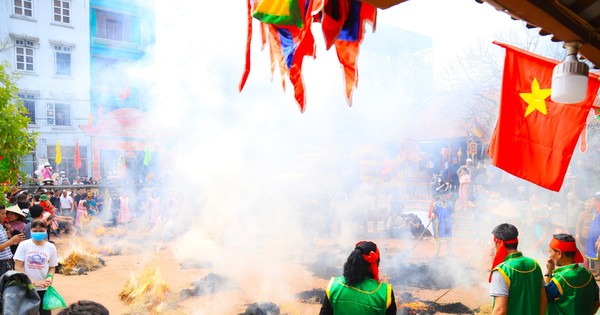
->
[119,265,170,314]
[58,241,105,275]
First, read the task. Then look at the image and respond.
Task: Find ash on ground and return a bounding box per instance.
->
[397,292,474,315]
[179,260,213,269]
[239,302,280,315]
[296,289,326,304]
[179,273,237,300]
[387,262,456,289]
[306,251,344,280]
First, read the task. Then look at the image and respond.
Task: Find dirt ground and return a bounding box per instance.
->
[49,226,495,315]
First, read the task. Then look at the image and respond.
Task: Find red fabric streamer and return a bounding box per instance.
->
[550,238,584,263]
[489,237,518,282]
[356,241,380,282]
[238,0,254,92]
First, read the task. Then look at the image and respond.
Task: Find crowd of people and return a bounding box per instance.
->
[0,185,146,314]
[319,226,599,314]
[489,223,599,314]
[4,156,600,314]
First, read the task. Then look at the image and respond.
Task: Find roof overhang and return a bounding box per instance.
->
[360,0,600,67]
[479,0,600,67]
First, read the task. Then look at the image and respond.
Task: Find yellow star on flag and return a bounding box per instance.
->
[520,78,551,117]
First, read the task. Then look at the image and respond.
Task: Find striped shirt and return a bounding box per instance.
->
[0,229,12,260]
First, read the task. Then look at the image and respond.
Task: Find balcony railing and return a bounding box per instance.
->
[91,37,142,51]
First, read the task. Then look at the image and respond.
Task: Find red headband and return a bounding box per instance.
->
[550,238,584,263]
[489,237,518,282]
[355,241,380,282]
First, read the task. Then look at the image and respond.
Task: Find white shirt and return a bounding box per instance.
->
[14,239,58,290]
[59,195,73,209]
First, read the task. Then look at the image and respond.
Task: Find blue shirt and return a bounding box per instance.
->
[0,229,13,260]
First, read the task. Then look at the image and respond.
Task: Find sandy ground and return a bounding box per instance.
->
[48,225,495,315]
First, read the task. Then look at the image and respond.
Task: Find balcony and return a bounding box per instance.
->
[91,37,142,51]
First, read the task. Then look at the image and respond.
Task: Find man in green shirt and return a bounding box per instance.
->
[544,233,599,315]
[489,223,546,315]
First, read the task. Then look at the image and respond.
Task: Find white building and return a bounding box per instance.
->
[0,0,91,179]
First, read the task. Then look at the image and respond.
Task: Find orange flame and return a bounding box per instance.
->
[119,265,169,313]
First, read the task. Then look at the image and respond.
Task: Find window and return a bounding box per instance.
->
[53,0,70,23]
[54,45,71,75]
[95,10,132,42]
[106,19,123,41]
[13,0,33,17]
[15,39,35,71]
[46,103,70,126]
[18,94,36,124]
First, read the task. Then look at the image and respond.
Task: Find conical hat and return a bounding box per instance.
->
[6,205,25,218]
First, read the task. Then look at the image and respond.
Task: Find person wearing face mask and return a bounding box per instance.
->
[544,234,599,315]
[319,241,396,315]
[14,220,58,315]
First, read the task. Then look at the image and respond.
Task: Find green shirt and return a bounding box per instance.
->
[546,263,598,315]
[326,276,392,315]
[493,252,543,315]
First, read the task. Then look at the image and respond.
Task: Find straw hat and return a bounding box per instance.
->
[6,205,25,218]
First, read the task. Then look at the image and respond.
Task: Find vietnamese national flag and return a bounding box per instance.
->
[488,42,600,191]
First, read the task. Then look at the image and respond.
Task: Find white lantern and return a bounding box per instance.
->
[551,42,589,104]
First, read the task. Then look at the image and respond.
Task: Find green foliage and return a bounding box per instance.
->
[0,63,37,204]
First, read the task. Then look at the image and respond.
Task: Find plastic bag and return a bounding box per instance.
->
[42,285,67,310]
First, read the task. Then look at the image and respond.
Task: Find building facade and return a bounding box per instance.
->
[0,0,154,182]
[87,0,154,181]
[0,0,91,178]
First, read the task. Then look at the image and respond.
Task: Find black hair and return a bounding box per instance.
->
[343,241,378,286]
[17,201,30,210]
[31,220,47,229]
[492,223,519,250]
[29,205,43,219]
[57,300,109,315]
[17,193,28,202]
[553,234,577,258]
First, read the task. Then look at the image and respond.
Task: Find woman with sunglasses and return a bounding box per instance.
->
[14,220,59,315]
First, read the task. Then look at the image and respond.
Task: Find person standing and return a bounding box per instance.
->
[59,190,74,218]
[430,190,453,257]
[577,200,595,268]
[585,193,600,276]
[565,192,583,235]
[319,241,396,315]
[118,193,131,224]
[489,223,546,315]
[458,168,471,211]
[544,234,599,314]
[0,206,24,276]
[447,158,460,192]
[14,220,58,315]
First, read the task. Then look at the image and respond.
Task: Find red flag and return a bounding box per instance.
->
[488,42,600,191]
[74,140,82,170]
